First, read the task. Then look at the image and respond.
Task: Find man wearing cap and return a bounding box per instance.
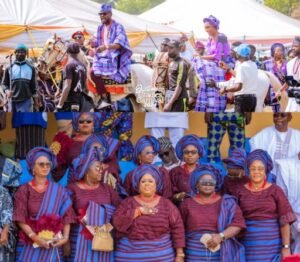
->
[2,44,39,112]
[164,39,189,112]
[57,43,93,111]
[157,136,181,170]
[92,3,132,85]
[72,31,94,58]
[219,44,258,113]
[285,36,300,112]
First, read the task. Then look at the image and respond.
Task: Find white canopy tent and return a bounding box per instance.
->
[140,0,300,43]
[47,0,188,53]
[0,0,82,53]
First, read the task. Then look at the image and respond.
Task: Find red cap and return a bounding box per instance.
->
[72,31,84,39]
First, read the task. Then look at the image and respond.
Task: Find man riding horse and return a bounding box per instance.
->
[92,3,132,102]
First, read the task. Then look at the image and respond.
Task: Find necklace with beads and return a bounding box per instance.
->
[248,180,267,191]
[195,192,218,204]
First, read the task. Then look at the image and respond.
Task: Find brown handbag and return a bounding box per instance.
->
[92,224,114,252]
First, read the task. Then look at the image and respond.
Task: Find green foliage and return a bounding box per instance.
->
[265,0,299,16]
[115,0,165,15]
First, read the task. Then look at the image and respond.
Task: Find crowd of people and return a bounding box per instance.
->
[1,3,300,113]
[0,112,299,261]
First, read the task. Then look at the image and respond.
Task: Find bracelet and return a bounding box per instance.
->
[282,244,290,249]
[176,253,185,258]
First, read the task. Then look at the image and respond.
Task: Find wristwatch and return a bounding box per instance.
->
[176,253,185,258]
[219,232,226,242]
[282,244,290,249]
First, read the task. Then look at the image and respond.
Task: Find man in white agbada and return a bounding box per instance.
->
[276,154,300,254]
[285,36,300,112]
[249,113,300,176]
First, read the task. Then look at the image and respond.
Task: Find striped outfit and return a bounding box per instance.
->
[180,195,246,262]
[233,184,296,262]
[13,182,73,262]
[193,57,227,112]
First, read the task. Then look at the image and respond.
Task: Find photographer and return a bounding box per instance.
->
[285,36,300,112]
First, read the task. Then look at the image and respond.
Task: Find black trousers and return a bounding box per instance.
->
[235,94,257,113]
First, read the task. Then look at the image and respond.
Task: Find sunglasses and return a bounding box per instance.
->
[183,150,198,155]
[78,119,93,124]
[198,180,216,187]
[273,113,288,118]
[99,12,108,16]
[36,162,52,168]
[74,36,83,40]
[159,151,170,158]
[143,151,157,156]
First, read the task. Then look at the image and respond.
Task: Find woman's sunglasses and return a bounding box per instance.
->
[36,162,52,168]
[78,119,93,124]
[183,150,198,155]
[159,151,170,158]
[198,180,216,187]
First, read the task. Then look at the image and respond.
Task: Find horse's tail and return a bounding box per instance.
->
[264,70,288,111]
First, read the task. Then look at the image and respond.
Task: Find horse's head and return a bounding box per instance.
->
[38,36,68,74]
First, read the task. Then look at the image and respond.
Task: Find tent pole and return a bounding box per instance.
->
[146,31,159,51]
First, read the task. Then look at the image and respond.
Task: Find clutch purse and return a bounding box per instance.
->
[200,233,220,253]
[92,224,114,252]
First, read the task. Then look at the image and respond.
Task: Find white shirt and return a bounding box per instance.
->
[234,60,258,96]
[145,112,189,129]
[250,126,300,175]
[286,57,300,112]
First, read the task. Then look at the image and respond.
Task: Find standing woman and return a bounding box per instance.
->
[113,164,185,262]
[0,185,14,262]
[52,112,99,182]
[234,149,296,261]
[123,135,172,199]
[67,147,120,261]
[180,165,246,261]
[169,134,204,202]
[261,43,287,112]
[13,147,75,261]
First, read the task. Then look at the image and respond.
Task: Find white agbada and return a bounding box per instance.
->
[286,57,300,112]
[276,156,300,254]
[249,126,300,176]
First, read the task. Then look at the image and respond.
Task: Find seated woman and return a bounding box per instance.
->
[179,165,246,261]
[52,112,100,182]
[112,164,185,262]
[13,147,75,262]
[169,134,204,202]
[233,149,296,261]
[68,133,121,188]
[0,185,15,262]
[67,147,120,261]
[123,135,172,199]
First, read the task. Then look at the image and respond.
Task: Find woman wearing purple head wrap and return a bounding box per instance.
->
[202,15,231,64]
[112,164,185,262]
[123,135,173,199]
[51,113,100,182]
[67,147,120,261]
[222,148,250,195]
[261,43,287,112]
[231,149,296,261]
[13,147,75,261]
[170,135,204,202]
[180,165,245,261]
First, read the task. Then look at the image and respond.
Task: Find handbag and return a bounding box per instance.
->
[0,156,22,187]
[92,224,114,252]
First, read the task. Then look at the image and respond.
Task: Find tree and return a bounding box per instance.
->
[115,0,165,15]
[265,0,299,16]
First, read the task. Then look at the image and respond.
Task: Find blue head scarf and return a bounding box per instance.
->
[26,147,57,173]
[271,43,285,58]
[176,135,204,161]
[133,136,160,165]
[223,148,247,170]
[73,147,106,181]
[131,164,163,195]
[246,149,273,175]
[81,134,109,159]
[189,164,223,195]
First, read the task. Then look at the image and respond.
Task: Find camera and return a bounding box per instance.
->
[285,76,300,104]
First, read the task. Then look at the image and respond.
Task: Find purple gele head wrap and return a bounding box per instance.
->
[203,15,220,29]
[26,147,57,173]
